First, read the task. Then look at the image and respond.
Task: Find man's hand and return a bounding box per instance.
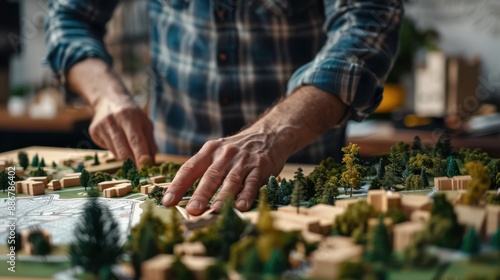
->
[162,86,347,215]
[68,58,157,166]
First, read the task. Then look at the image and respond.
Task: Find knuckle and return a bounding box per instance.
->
[203,140,221,151]
[179,162,197,175]
[204,168,223,181]
[224,173,243,186]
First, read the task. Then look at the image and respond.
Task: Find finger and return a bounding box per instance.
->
[162,154,212,207]
[211,168,247,212]
[89,123,107,149]
[186,145,240,214]
[143,119,158,158]
[105,118,134,161]
[235,168,266,211]
[121,114,152,164]
[186,162,232,215]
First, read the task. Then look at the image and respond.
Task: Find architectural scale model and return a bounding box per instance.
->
[0,132,499,279]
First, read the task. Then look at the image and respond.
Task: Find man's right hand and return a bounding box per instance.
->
[68,58,157,166]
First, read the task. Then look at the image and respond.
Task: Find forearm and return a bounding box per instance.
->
[249,85,347,160]
[67,58,132,109]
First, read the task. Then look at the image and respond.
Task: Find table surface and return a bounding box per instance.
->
[0,146,315,179]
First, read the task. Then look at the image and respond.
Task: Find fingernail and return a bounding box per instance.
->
[163,192,174,205]
[211,201,222,210]
[187,200,203,211]
[236,199,248,209]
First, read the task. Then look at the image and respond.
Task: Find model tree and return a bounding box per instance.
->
[92,152,100,166]
[79,169,90,191]
[69,198,122,278]
[217,198,246,260]
[366,215,392,265]
[28,229,51,259]
[29,167,47,177]
[446,156,461,178]
[434,131,452,158]
[127,168,141,191]
[122,158,136,178]
[277,178,292,205]
[18,151,29,170]
[88,172,112,189]
[403,232,437,268]
[377,158,385,181]
[408,154,433,174]
[128,203,165,278]
[405,174,424,190]
[291,180,304,214]
[320,184,337,205]
[51,161,57,169]
[420,167,429,187]
[242,248,262,279]
[263,248,287,277]
[384,146,403,189]
[38,158,46,168]
[75,162,85,172]
[341,143,366,197]
[31,154,39,167]
[164,207,184,254]
[333,201,375,237]
[462,148,491,166]
[402,163,412,183]
[463,162,491,206]
[266,176,279,210]
[411,135,425,156]
[461,227,481,255]
[148,185,166,205]
[425,194,464,249]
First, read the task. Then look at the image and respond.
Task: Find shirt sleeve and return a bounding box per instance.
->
[287,0,404,125]
[45,0,119,82]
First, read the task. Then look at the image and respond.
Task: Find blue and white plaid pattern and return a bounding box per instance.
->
[45,0,403,163]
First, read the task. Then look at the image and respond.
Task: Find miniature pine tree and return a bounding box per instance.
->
[217,197,246,260]
[0,171,7,193]
[31,154,39,167]
[384,146,403,189]
[321,185,336,205]
[18,152,29,170]
[92,152,100,166]
[33,235,51,260]
[122,158,136,179]
[446,156,461,178]
[370,178,382,190]
[29,167,47,177]
[75,162,85,172]
[170,256,195,279]
[463,162,491,206]
[434,131,452,158]
[51,161,57,169]
[461,227,481,255]
[127,169,141,190]
[263,248,287,276]
[242,248,262,279]
[377,158,386,180]
[427,194,464,249]
[491,225,500,251]
[402,164,411,182]
[266,176,279,210]
[69,198,122,277]
[411,135,425,155]
[291,180,304,214]
[421,167,429,187]
[79,169,90,191]
[38,158,45,168]
[366,215,392,264]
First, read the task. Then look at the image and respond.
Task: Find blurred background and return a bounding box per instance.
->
[1,0,500,157]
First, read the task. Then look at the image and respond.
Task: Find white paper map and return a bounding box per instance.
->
[0,195,143,244]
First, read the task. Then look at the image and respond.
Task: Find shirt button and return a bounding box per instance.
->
[218,52,228,62]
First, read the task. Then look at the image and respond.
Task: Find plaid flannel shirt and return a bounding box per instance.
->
[45,0,403,164]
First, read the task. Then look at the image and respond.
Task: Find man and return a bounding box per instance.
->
[45,0,403,215]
